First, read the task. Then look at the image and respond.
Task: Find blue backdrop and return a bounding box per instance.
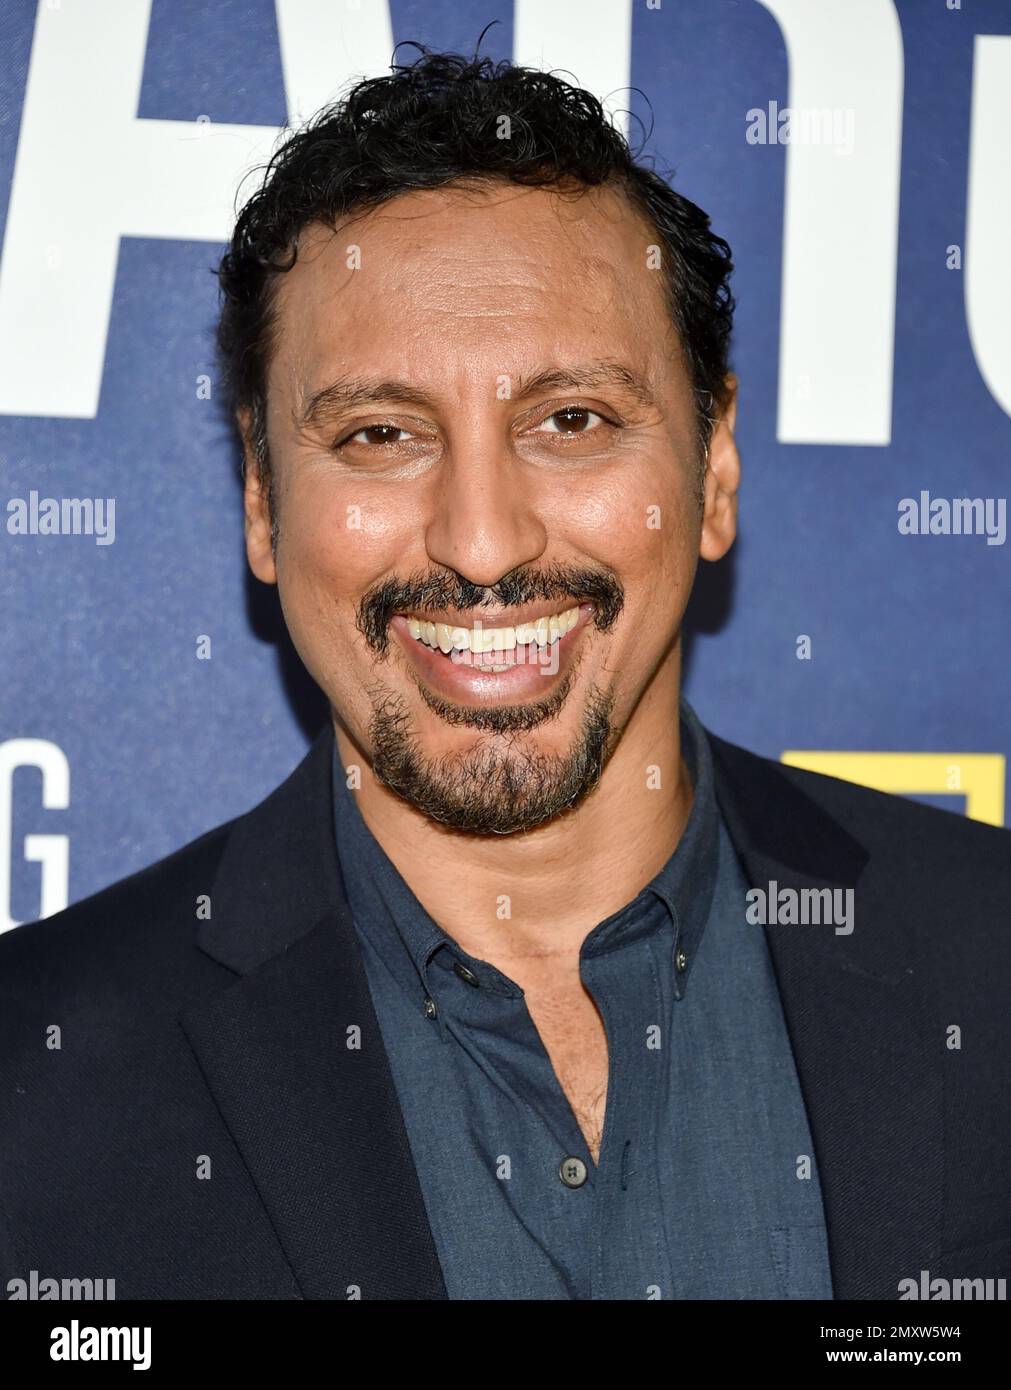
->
[1,0,1008,930]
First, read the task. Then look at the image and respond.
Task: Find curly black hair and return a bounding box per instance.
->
[214,39,734,492]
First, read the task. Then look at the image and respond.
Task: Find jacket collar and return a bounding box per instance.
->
[708,732,942,1299]
[182,718,941,1300]
[182,720,448,1300]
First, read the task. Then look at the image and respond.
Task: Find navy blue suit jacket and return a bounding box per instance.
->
[1,721,1008,1299]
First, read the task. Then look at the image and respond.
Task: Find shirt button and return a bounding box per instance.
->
[559,1156,588,1188]
[422,996,438,1020]
[453,962,480,988]
[675,948,688,973]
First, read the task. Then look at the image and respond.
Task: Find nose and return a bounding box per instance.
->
[423,423,549,588]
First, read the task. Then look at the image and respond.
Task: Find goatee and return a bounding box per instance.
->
[367,680,618,834]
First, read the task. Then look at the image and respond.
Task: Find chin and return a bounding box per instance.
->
[367,679,618,835]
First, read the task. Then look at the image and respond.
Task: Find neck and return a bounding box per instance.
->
[333,648,691,971]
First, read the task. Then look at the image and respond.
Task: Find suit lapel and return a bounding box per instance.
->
[178,716,943,1300]
[709,733,943,1299]
[180,723,447,1300]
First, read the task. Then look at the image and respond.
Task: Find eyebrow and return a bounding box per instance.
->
[296,359,659,431]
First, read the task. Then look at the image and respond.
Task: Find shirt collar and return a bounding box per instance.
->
[332,696,719,1007]
[575,696,718,996]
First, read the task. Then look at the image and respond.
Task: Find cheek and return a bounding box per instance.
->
[277,472,412,606]
[553,460,698,589]
[270,486,407,701]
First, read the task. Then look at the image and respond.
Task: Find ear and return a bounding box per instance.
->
[699,374,740,563]
[238,408,277,584]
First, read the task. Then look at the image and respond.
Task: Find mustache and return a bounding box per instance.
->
[356,563,625,655]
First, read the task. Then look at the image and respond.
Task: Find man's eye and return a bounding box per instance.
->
[337,423,412,447]
[535,408,607,435]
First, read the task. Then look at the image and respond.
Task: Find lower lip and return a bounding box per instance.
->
[388,605,594,704]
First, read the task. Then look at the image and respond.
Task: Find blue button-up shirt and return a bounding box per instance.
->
[333,699,833,1299]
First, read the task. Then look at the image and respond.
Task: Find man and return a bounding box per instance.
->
[1,47,1008,1302]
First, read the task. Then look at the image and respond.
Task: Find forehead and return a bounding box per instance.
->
[267,181,680,401]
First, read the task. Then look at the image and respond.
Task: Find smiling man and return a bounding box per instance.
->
[1,46,1008,1303]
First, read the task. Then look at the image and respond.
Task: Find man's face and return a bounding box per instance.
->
[243,180,738,832]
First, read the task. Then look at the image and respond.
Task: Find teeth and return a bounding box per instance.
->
[403,604,582,653]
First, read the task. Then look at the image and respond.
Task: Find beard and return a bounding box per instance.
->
[354,560,624,833]
[365,673,618,835]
